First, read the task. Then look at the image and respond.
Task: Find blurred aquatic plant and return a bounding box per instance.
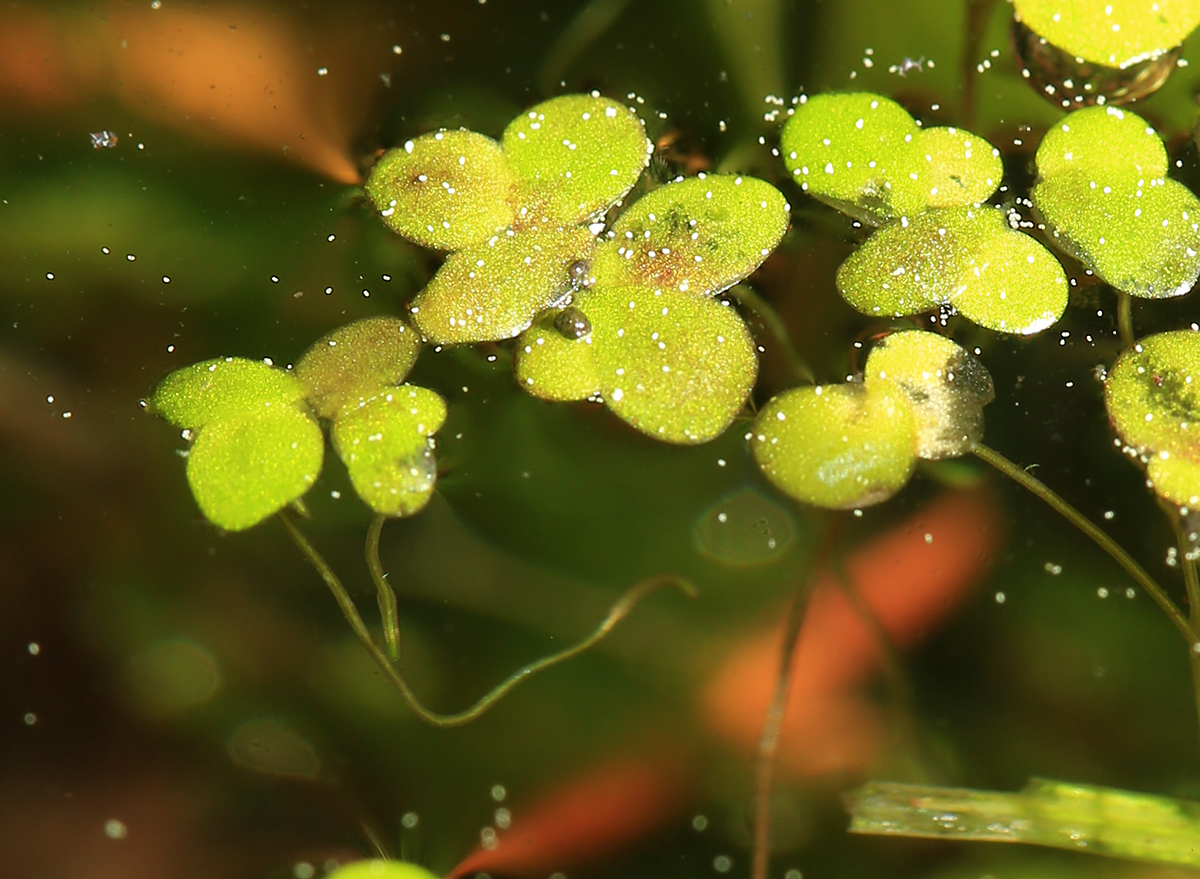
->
[1033,106,1200,302]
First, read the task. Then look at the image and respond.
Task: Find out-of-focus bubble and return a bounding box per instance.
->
[120,638,220,718]
[693,486,797,566]
[226,718,321,779]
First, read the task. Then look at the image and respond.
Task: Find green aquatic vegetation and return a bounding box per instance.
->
[295,316,445,518]
[780,92,1003,225]
[847,778,1200,868]
[1105,329,1200,508]
[751,330,992,509]
[515,173,789,444]
[150,357,324,531]
[365,93,652,344]
[1033,105,1200,299]
[326,861,439,879]
[1012,0,1200,69]
[836,205,1070,334]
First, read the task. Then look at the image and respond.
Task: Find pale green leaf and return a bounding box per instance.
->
[151,357,303,428]
[513,311,602,402]
[1012,0,1200,67]
[591,174,790,296]
[365,130,518,251]
[326,862,440,879]
[837,206,1068,334]
[584,285,757,444]
[502,93,651,224]
[186,406,324,531]
[1034,105,1166,182]
[410,225,596,344]
[295,316,423,418]
[332,386,447,517]
[915,127,1004,210]
[865,330,995,459]
[1106,329,1200,466]
[751,383,917,509]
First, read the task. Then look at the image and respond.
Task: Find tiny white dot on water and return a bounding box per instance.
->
[293,863,315,879]
[401,812,419,829]
[491,784,507,801]
[28,642,40,655]
[995,592,1006,604]
[23,712,36,725]
[713,855,732,873]
[104,819,127,840]
[692,814,709,831]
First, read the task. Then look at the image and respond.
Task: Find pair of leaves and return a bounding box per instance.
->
[513,174,790,444]
[783,92,1069,335]
[1106,329,1200,507]
[365,94,652,344]
[152,317,446,530]
[1013,0,1200,69]
[751,331,994,509]
[1033,105,1200,299]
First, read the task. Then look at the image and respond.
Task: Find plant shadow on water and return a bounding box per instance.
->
[7,1,1200,878]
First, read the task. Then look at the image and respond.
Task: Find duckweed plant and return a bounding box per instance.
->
[150,78,1200,876]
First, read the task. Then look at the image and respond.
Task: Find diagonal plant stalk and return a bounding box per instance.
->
[366,514,401,662]
[752,515,843,879]
[1174,519,1200,741]
[730,284,816,385]
[1117,289,1136,349]
[280,509,695,728]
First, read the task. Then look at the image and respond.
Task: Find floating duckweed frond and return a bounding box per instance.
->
[364,129,518,251]
[294,316,422,419]
[411,225,597,344]
[331,386,448,517]
[780,93,1002,225]
[502,93,652,223]
[866,330,995,459]
[151,358,323,531]
[1033,108,1200,300]
[584,285,758,444]
[751,383,917,509]
[1012,0,1200,69]
[1106,329,1200,506]
[837,206,1069,334]
[326,861,440,879]
[151,356,303,427]
[187,408,324,531]
[591,174,790,295]
[513,311,602,401]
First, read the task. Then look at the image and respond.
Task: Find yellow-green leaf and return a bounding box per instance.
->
[584,285,757,444]
[865,330,995,459]
[151,357,303,428]
[1106,330,1200,462]
[591,174,790,296]
[326,861,439,879]
[365,130,518,251]
[186,406,324,531]
[332,386,447,517]
[751,383,918,509]
[513,311,602,401]
[295,316,423,418]
[502,93,651,224]
[1012,0,1200,68]
[410,225,596,344]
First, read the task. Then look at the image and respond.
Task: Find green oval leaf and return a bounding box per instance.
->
[513,312,602,401]
[365,130,518,251]
[295,317,423,418]
[591,174,790,296]
[751,382,917,509]
[502,93,651,224]
[780,93,1002,225]
[837,206,1068,334]
[1034,108,1200,299]
[1013,0,1200,68]
[186,406,324,531]
[332,386,447,517]
[865,330,995,459]
[1107,329,1200,459]
[410,225,596,344]
[326,862,439,879]
[582,285,757,444]
[151,357,304,428]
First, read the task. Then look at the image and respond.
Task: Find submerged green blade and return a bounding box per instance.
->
[847,778,1200,869]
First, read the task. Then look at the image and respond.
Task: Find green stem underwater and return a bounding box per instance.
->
[1174,521,1200,742]
[280,510,695,727]
[972,443,1194,645]
[1117,290,1135,349]
[367,514,401,662]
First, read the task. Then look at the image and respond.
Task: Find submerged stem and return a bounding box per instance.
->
[1117,290,1135,349]
[1175,521,1200,741]
[752,516,842,879]
[972,444,1194,645]
[280,510,694,727]
[730,284,815,385]
[366,514,401,661]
